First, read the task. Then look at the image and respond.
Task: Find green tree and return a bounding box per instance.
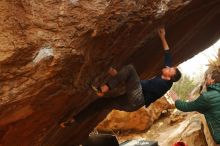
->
[171,75,197,100]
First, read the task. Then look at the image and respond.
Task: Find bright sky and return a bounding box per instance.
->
[178,39,220,79]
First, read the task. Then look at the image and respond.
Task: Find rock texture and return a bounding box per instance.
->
[96,97,172,133]
[0,0,220,146]
[158,113,208,146]
[117,112,209,146]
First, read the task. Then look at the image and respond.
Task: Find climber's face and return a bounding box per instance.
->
[162,66,176,80]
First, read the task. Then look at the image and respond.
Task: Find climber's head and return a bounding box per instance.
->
[162,66,181,82]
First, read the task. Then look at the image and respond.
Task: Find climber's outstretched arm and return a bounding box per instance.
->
[158,27,170,51]
[158,27,172,67]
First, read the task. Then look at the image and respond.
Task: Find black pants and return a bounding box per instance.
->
[75,64,145,122]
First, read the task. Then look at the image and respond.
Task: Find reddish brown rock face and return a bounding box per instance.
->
[0,0,220,146]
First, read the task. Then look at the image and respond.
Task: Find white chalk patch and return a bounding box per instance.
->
[156,0,192,18]
[33,47,54,63]
[70,0,79,5]
[155,0,170,18]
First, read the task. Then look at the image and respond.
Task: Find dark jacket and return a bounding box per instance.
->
[175,83,220,144]
[141,50,173,107]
